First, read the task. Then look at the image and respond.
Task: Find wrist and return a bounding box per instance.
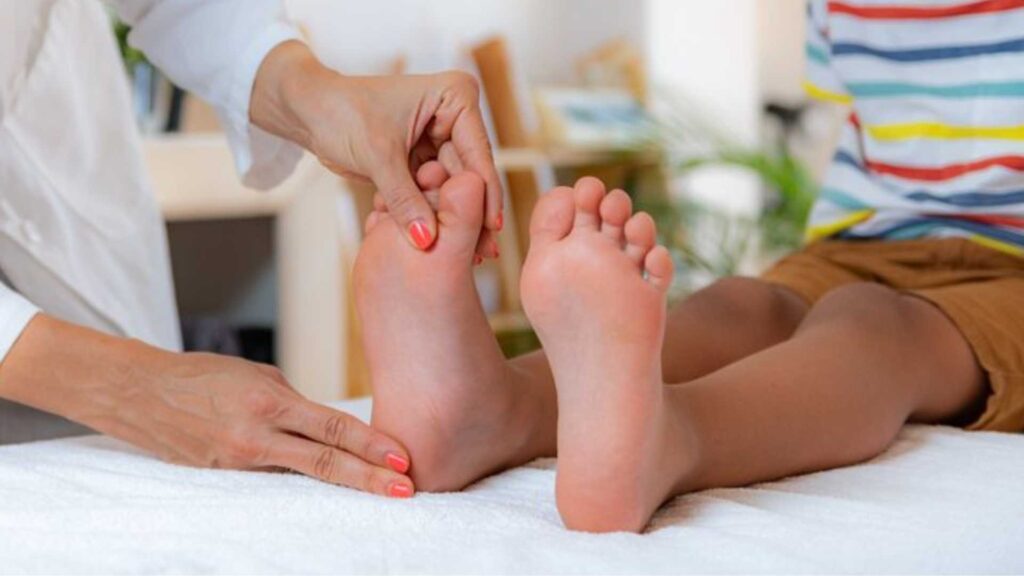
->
[0,315,163,429]
[250,40,340,151]
[75,335,166,427]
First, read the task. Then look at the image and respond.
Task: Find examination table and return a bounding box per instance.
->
[1,398,1022,574]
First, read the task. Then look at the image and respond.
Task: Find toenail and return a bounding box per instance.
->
[385,453,410,473]
[387,482,414,498]
[408,220,433,250]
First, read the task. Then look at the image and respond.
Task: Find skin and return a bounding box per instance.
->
[356,165,556,491]
[250,40,504,256]
[363,175,986,531]
[0,39,506,495]
[0,315,414,497]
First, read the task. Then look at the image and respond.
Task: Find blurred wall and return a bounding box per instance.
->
[647,0,760,146]
[758,0,847,182]
[646,0,762,216]
[285,0,645,80]
[758,0,807,104]
[283,1,828,205]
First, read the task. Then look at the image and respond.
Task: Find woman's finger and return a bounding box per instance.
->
[263,433,414,498]
[437,141,465,176]
[372,151,438,250]
[451,111,504,231]
[274,397,411,474]
[376,159,446,212]
[474,229,499,260]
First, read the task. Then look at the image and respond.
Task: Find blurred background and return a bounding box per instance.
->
[127,0,847,401]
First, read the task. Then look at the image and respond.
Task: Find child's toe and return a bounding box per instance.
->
[529,186,576,247]
[599,189,632,244]
[437,172,486,244]
[572,177,607,231]
[644,245,674,291]
[624,212,657,267]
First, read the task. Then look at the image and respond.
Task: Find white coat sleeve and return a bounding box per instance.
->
[0,283,39,364]
[109,0,305,189]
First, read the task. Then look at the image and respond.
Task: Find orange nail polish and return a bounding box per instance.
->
[495,212,504,231]
[408,220,433,250]
[386,453,410,474]
[388,482,414,498]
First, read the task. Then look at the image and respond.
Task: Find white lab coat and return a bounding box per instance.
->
[0,0,303,443]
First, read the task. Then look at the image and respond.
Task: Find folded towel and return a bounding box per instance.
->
[0,398,1022,574]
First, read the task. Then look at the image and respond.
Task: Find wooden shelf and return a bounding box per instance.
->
[144,135,659,223]
[488,310,531,333]
[495,146,661,170]
[144,135,295,222]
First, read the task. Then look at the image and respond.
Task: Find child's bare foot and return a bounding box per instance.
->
[521,177,695,533]
[355,167,547,492]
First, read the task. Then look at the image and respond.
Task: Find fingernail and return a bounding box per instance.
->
[408,220,433,250]
[495,212,504,231]
[385,452,410,473]
[388,482,414,499]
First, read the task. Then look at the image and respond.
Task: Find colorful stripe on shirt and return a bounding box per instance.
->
[828,0,1024,19]
[804,0,1024,255]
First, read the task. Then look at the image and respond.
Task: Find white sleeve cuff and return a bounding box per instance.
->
[216,22,306,190]
[0,288,39,364]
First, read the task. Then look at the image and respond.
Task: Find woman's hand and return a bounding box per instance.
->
[250,40,503,256]
[0,315,414,498]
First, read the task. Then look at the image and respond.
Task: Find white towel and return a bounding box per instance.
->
[0,398,1022,574]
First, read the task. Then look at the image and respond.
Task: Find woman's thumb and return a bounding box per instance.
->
[374,165,437,251]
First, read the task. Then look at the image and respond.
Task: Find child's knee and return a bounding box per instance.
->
[797,282,972,378]
[799,282,912,338]
[694,276,807,328]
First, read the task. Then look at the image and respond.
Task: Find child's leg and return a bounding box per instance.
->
[520,180,986,533]
[516,179,809,385]
[361,171,809,492]
[666,282,985,493]
[506,275,808,433]
[660,276,807,382]
[357,168,557,492]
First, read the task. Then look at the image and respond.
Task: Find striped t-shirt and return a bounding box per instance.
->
[805,0,1024,256]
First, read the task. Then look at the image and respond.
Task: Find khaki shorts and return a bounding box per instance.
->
[761,238,1024,432]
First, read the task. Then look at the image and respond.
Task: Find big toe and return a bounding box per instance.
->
[529,186,576,247]
[437,171,486,245]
